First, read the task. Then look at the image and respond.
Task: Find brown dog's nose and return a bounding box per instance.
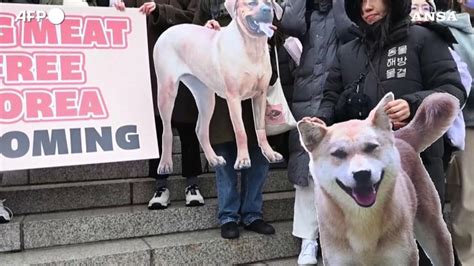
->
[353,170,372,185]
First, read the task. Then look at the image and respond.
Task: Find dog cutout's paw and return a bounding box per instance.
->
[157,162,173,175]
[264,151,284,163]
[208,156,226,167]
[234,158,251,170]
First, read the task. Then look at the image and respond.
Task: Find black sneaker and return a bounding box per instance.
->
[244,219,275,235]
[221,221,239,239]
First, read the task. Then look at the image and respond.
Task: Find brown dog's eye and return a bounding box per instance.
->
[364,143,379,153]
[331,149,347,159]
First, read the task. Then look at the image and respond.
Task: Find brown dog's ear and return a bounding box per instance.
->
[225,0,237,19]
[272,0,283,20]
[297,118,327,153]
[367,92,394,131]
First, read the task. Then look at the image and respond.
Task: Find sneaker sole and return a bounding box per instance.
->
[148,203,169,210]
[185,200,205,207]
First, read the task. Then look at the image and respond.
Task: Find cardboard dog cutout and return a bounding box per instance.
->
[298,93,457,265]
[153,0,283,174]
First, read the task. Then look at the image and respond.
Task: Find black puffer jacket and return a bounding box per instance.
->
[317,0,466,125]
[280,0,355,186]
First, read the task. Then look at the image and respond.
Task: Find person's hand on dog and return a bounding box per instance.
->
[301,117,326,127]
[205,20,221,31]
[384,99,410,129]
[139,2,156,15]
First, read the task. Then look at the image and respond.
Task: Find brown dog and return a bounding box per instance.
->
[153,0,283,174]
[297,93,456,265]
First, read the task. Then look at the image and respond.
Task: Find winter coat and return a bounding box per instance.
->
[280,0,355,186]
[316,8,466,126]
[440,13,474,127]
[139,0,199,123]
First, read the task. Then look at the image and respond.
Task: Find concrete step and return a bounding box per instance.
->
[1,137,288,186]
[0,221,298,265]
[261,257,298,265]
[0,216,22,252]
[2,191,294,251]
[0,170,291,215]
[1,156,208,187]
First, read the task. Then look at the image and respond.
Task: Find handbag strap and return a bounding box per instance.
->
[274,45,280,78]
[366,51,387,97]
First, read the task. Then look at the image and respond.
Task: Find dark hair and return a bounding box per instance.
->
[353,0,393,58]
[451,0,462,12]
[434,0,452,11]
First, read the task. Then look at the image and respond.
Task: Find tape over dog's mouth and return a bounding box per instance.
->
[245,15,274,37]
[336,171,385,208]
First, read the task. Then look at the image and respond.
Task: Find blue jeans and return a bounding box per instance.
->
[213,142,269,226]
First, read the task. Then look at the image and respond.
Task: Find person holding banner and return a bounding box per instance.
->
[124,0,205,209]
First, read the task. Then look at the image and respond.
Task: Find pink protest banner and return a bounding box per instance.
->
[0,3,159,171]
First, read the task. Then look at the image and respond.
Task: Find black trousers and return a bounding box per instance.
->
[420,137,445,206]
[149,116,202,180]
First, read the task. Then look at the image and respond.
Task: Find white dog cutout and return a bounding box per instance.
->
[298,93,456,266]
[153,0,284,174]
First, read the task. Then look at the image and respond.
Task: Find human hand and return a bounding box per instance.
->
[392,121,408,130]
[205,19,221,30]
[114,0,125,11]
[300,116,326,126]
[139,2,156,15]
[384,99,410,123]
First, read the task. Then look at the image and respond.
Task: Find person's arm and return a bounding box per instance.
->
[280,0,307,38]
[316,49,344,126]
[400,30,467,120]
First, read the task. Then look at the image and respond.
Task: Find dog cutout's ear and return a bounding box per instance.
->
[272,0,283,20]
[225,0,237,19]
[367,92,394,131]
[297,118,327,153]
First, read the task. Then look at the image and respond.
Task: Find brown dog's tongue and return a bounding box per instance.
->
[259,22,274,37]
[352,186,377,207]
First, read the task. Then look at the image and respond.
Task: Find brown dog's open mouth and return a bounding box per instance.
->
[336,171,384,208]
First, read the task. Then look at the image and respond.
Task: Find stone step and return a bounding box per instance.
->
[2,191,294,251]
[260,257,298,266]
[1,155,208,187]
[0,217,22,253]
[0,221,298,265]
[0,170,291,215]
[1,153,285,186]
